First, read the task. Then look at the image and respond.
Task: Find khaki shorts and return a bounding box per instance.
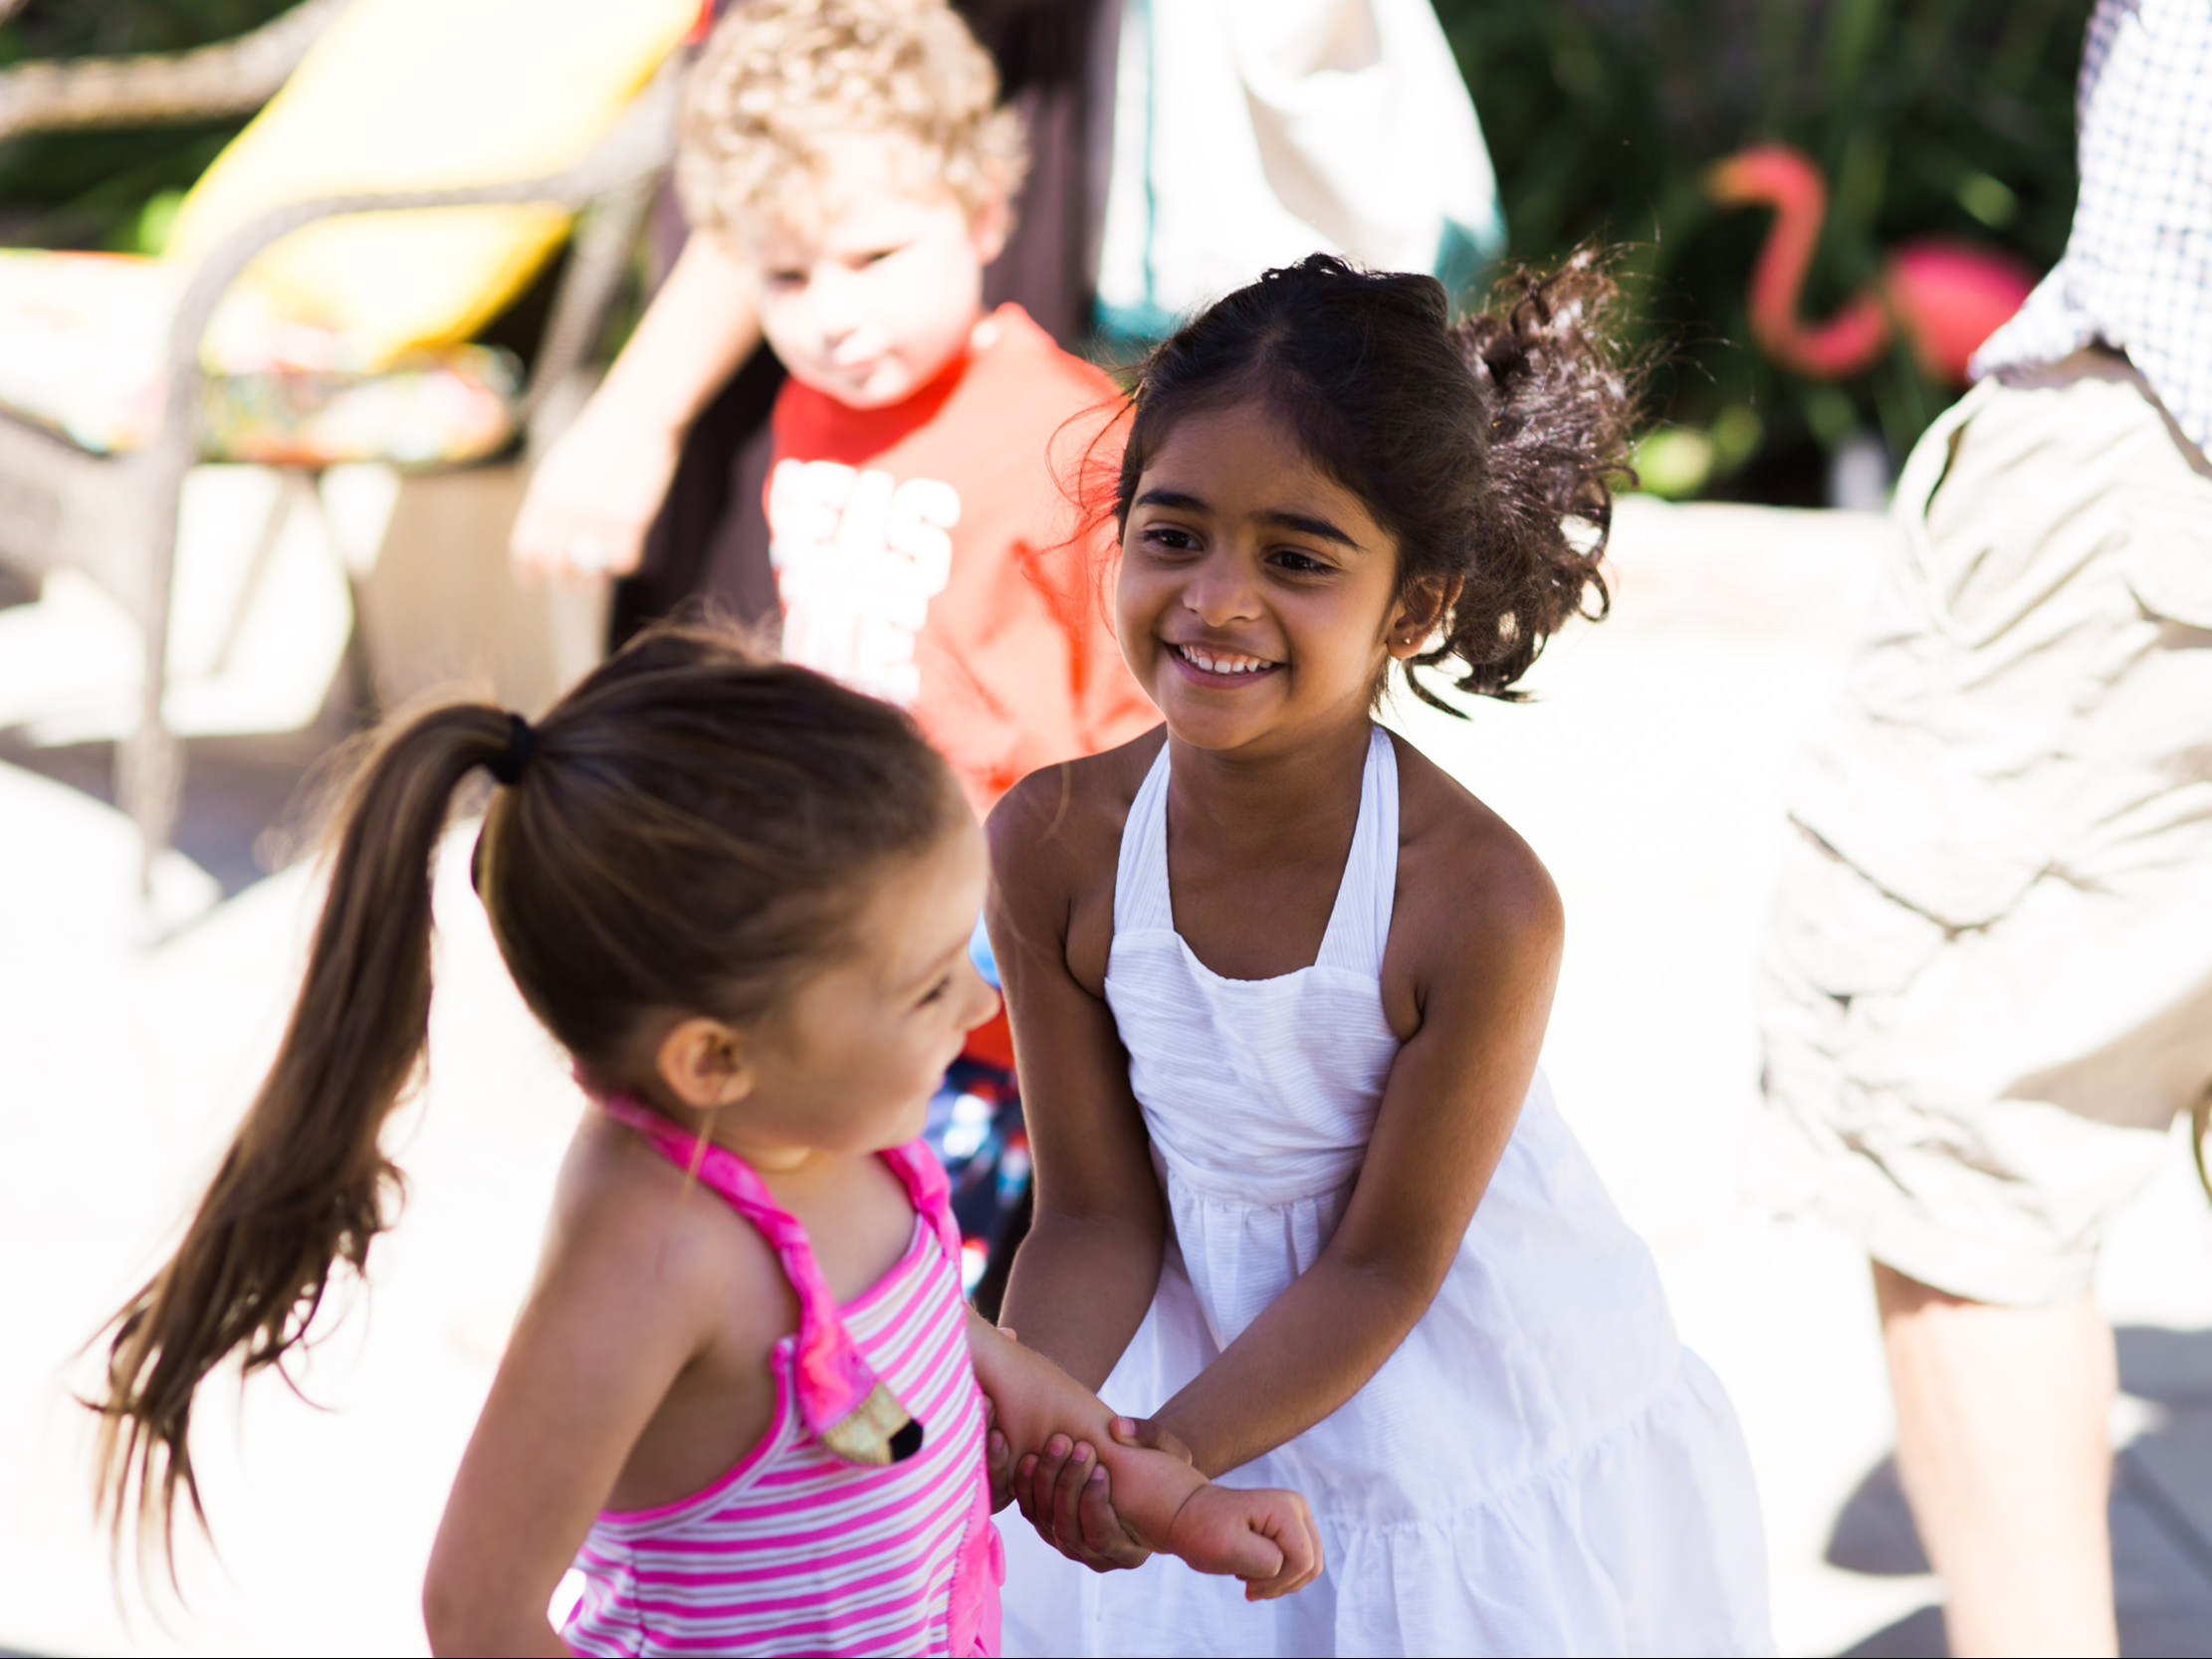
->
[1758,350,2212,1307]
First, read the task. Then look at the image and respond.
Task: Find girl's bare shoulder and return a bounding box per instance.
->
[541,1114,794,1348]
[988,726,1164,994]
[1384,731,1564,976]
[987,725,1167,906]
[491,1114,799,1520]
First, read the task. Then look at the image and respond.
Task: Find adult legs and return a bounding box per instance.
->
[1874,1262,2118,1657]
[1763,356,2212,1658]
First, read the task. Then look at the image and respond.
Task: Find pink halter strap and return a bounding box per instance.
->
[598,1093,960,1466]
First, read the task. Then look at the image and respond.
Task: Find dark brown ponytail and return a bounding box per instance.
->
[93,704,515,1563]
[92,621,957,1568]
[1111,248,1640,706]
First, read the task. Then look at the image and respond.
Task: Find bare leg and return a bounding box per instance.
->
[1873,1261,2118,1657]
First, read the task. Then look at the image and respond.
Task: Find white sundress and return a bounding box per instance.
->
[997,725,1773,1657]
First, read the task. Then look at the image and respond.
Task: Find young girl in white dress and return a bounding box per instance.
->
[983,254,1773,1655]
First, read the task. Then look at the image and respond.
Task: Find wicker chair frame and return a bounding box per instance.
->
[0,0,676,906]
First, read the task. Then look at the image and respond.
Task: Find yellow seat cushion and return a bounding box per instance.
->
[164,0,695,371]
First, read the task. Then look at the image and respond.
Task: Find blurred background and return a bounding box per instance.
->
[0,0,2084,503]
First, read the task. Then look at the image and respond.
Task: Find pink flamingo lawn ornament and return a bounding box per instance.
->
[1708,143,2040,384]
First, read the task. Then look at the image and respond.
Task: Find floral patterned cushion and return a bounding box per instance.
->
[0,249,519,464]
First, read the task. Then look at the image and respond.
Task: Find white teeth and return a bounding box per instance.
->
[1177,644,1272,675]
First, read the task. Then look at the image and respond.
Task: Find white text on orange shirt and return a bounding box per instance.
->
[767,460,962,705]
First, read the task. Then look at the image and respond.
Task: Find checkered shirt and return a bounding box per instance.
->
[1971,0,2212,458]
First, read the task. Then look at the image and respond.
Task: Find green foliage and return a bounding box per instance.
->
[0,1,298,250]
[1437,0,2086,498]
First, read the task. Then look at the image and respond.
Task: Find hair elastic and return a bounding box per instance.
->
[488,712,536,786]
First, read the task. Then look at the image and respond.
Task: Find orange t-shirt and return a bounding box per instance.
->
[766,305,1156,815]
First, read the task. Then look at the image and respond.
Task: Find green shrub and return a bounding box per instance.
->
[1438,0,2085,498]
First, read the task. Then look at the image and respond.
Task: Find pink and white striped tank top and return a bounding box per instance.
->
[563,1099,1001,1657]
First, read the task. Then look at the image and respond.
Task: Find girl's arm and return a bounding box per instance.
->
[985,765,1167,1390]
[1155,850,1556,1471]
[509,233,763,582]
[421,1146,773,1656]
[1020,818,1563,1547]
[966,1314,1322,1599]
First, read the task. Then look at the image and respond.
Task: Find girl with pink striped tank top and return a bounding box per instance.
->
[90,622,1320,1656]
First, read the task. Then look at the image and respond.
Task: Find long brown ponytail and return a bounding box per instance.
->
[93,704,515,1563]
[93,621,957,1568]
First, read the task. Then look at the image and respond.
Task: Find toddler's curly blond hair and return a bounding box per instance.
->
[678,0,1028,242]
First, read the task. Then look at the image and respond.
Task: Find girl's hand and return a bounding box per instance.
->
[1015,1414,1192,1571]
[1163,1483,1324,1601]
[985,1397,1017,1514]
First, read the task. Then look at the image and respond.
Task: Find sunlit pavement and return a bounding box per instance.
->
[4,497,2211,1655]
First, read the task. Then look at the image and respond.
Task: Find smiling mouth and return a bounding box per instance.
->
[1167,641,1282,679]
